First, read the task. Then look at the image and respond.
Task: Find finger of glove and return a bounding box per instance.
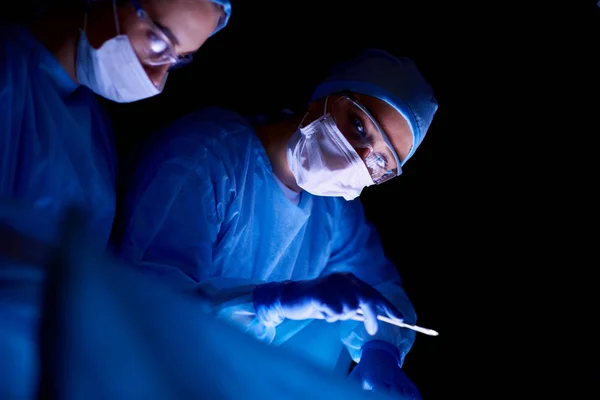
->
[319,300,360,322]
[320,289,359,320]
[359,300,379,335]
[337,307,359,321]
[319,304,342,322]
[349,278,404,322]
[281,298,323,320]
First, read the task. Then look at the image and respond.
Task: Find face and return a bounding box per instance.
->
[90,0,222,88]
[304,93,413,184]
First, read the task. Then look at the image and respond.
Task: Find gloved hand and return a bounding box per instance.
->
[349,340,421,399]
[253,272,404,335]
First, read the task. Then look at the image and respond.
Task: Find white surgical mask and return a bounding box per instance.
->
[286,113,374,201]
[75,3,164,103]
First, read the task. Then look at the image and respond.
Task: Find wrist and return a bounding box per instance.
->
[360,340,402,367]
[253,281,291,326]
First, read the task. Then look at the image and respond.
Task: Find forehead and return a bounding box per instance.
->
[144,0,221,53]
[353,93,413,163]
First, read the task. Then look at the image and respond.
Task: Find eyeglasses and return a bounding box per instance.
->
[127,0,194,70]
[328,93,403,184]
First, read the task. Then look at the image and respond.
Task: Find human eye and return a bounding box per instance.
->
[350,114,368,140]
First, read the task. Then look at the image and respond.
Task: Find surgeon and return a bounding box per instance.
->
[0,1,231,398]
[116,49,437,398]
[0,0,231,242]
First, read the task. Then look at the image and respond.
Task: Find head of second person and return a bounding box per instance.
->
[256,49,439,201]
[75,0,231,103]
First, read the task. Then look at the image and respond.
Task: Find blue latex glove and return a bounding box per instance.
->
[349,340,421,399]
[253,272,404,335]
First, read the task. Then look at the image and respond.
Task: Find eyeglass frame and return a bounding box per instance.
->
[335,91,403,178]
[129,0,195,71]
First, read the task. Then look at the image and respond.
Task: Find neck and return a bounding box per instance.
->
[28,12,82,84]
[255,114,304,193]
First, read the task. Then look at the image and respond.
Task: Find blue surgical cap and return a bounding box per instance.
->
[210,0,232,35]
[311,49,438,165]
[89,1,231,34]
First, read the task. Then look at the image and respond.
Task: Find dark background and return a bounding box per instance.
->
[106,2,467,398]
[103,3,598,398]
[4,0,597,398]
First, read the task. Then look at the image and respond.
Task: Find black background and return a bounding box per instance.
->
[106,2,474,397]
[4,0,598,398]
[104,3,597,398]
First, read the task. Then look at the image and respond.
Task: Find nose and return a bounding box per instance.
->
[145,64,170,89]
[355,147,371,160]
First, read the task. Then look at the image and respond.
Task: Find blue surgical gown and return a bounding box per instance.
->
[0,23,117,399]
[116,107,416,374]
[49,217,396,400]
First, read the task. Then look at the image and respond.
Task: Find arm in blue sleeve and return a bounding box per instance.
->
[0,34,24,199]
[117,133,304,344]
[0,31,58,256]
[322,199,417,366]
[0,40,55,397]
[119,159,221,283]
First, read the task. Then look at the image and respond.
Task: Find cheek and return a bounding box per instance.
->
[304,100,328,125]
[143,64,169,88]
[355,147,371,160]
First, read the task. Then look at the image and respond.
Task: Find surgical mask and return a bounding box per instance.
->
[76,3,163,103]
[286,113,374,201]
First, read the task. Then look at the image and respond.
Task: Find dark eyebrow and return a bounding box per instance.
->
[154,21,180,46]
